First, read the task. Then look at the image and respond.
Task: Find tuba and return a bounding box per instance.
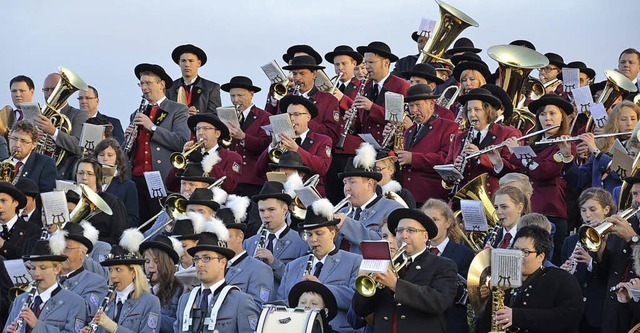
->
[35,67,89,166]
[596,70,638,110]
[69,184,113,224]
[416,0,479,66]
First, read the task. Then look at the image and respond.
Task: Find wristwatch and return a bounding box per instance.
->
[150,125,157,132]
[630,234,640,245]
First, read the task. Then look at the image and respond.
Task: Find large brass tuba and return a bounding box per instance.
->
[451,173,498,252]
[36,67,89,166]
[416,0,479,66]
[69,184,113,224]
[487,45,549,134]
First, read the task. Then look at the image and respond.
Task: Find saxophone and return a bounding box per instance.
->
[14,280,38,331]
[490,286,507,333]
[337,73,370,149]
[123,96,148,155]
[89,284,116,333]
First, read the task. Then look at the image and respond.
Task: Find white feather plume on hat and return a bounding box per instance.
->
[186,211,206,234]
[203,217,229,242]
[168,236,184,258]
[202,150,221,174]
[353,142,377,171]
[284,173,304,198]
[49,231,67,256]
[382,180,402,194]
[311,198,335,221]
[120,228,145,254]
[80,220,100,245]
[211,186,228,205]
[224,195,250,223]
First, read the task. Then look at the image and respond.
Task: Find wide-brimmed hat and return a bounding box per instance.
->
[283,45,323,65]
[325,45,363,65]
[62,222,94,253]
[557,61,595,80]
[445,37,481,55]
[450,52,483,67]
[509,40,536,50]
[282,55,325,71]
[376,149,398,163]
[297,199,340,230]
[404,84,441,102]
[279,95,318,119]
[217,208,246,232]
[187,113,230,141]
[134,63,173,86]
[268,151,313,174]
[100,244,146,266]
[453,60,491,82]
[0,182,26,209]
[139,235,182,264]
[528,94,574,115]
[171,217,203,240]
[458,88,502,110]
[15,178,38,197]
[624,172,640,185]
[176,162,215,184]
[338,143,382,181]
[22,239,67,262]
[544,52,566,69]
[288,281,338,321]
[387,208,438,239]
[171,44,207,66]
[220,76,261,93]
[357,41,399,62]
[187,231,235,260]
[252,181,292,205]
[481,84,514,120]
[430,62,453,76]
[185,188,220,212]
[402,63,444,85]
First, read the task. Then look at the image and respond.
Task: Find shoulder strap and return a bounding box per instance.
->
[181,286,201,331]
[207,285,240,330]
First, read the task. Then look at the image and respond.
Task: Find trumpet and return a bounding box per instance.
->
[268,141,288,164]
[337,73,370,149]
[355,242,408,297]
[170,139,205,169]
[465,125,560,159]
[89,284,116,333]
[333,194,352,214]
[533,131,634,145]
[14,280,38,331]
[207,176,227,189]
[329,73,344,94]
[579,206,640,252]
[436,85,461,109]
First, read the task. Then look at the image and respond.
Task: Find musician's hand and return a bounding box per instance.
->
[254,248,275,265]
[578,133,598,153]
[479,284,491,299]
[572,246,593,265]
[188,106,199,116]
[557,135,573,159]
[608,214,637,242]
[397,150,412,166]
[301,274,321,283]
[279,133,299,152]
[183,140,198,151]
[374,267,398,292]
[227,123,246,140]
[453,155,464,168]
[19,306,37,328]
[334,213,347,230]
[502,136,519,148]
[5,321,18,333]
[483,243,494,250]
[80,326,92,333]
[560,259,574,272]
[343,108,355,122]
[33,115,56,135]
[354,95,373,111]
[133,112,154,131]
[382,123,394,139]
[495,306,513,329]
[486,146,502,166]
[0,237,5,248]
[463,143,479,156]
[95,310,118,333]
[617,278,640,303]
[332,88,344,101]
[593,127,605,135]
[402,114,414,130]
[576,142,590,159]
[124,124,135,136]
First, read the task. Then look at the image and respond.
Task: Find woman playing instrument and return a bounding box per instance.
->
[94,138,139,228]
[561,101,640,193]
[74,157,127,245]
[140,235,184,333]
[559,188,611,333]
[448,55,490,119]
[486,186,530,249]
[4,238,87,333]
[504,94,576,264]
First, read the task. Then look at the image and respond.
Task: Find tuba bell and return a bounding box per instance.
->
[69,184,113,224]
[451,173,498,252]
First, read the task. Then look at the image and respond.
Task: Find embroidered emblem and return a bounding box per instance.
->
[260,287,271,302]
[148,312,159,329]
[156,112,167,123]
[75,319,84,333]
[232,162,240,173]
[249,315,259,331]
[325,146,331,157]
[333,110,340,122]
[90,293,100,306]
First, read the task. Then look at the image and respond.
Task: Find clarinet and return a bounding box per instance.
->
[123,96,148,154]
[303,253,315,276]
[337,73,370,149]
[14,280,38,331]
[568,242,584,275]
[450,120,477,194]
[89,284,116,333]
[253,225,269,260]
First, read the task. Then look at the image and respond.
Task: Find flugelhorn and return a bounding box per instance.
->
[170,139,205,169]
[465,125,560,159]
[532,131,634,145]
[355,242,408,297]
[579,206,640,252]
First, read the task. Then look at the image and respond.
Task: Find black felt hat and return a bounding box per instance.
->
[481,84,514,120]
[544,52,566,69]
[185,188,220,212]
[218,208,246,232]
[62,222,94,253]
[297,199,340,230]
[509,40,536,50]
[279,95,318,119]
[450,52,483,67]
[445,37,481,55]
[134,63,173,86]
[387,208,438,239]
[325,45,363,65]
[458,88,502,110]
[453,60,491,82]
[404,84,441,102]
[268,151,313,174]
[283,45,323,65]
[187,231,235,260]
[357,41,399,62]
[176,162,215,184]
[15,178,38,197]
[220,76,261,93]
[528,94,574,116]
[100,244,146,267]
[288,281,338,321]
[0,182,26,209]
[22,239,67,262]
[252,181,292,205]
[171,44,207,66]
[376,148,398,163]
[187,113,230,141]
[557,61,596,80]
[402,63,444,85]
[282,55,325,71]
[338,157,382,181]
[139,235,181,264]
[171,218,201,240]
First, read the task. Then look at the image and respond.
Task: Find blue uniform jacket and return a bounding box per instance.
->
[562,153,621,193]
[226,252,274,305]
[60,268,108,316]
[96,291,161,333]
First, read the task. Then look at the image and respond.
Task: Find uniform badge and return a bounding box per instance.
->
[248,315,259,331]
[232,162,240,173]
[90,293,100,306]
[75,319,84,333]
[98,254,106,262]
[148,312,159,329]
[325,146,332,157]
[260,287,271,303]
[450,133,455,142]
[155,111,168,124]
[333,110,340,122]
[197,88,202,94]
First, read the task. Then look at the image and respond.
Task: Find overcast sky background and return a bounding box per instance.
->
[2,0,638,123]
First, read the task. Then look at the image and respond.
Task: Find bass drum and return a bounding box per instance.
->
[256,305,324,333]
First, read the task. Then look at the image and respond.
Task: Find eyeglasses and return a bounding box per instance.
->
[515,248,538,257]
[9,136,33,145]
[288,112,309,118]
[77,97,97,101]
[539,67,560,73]
[192,255,225,263]
[374,167,387,172]
[137,80,160,87]
[77,171,96,177]
[395,227,426,235]
[195,126,216,132]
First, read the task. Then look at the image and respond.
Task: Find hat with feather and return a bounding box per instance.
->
[139,234,184,264]
[297,198,340,230]
[100,228,147,266]
[171,211,207,240]
[23,235,68,262]
[218,194,251,232]
[187,219,235,259]
[338,142,382,181]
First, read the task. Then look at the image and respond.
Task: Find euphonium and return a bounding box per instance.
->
[89,284,116,333]
[579,206,640,252]
[596,70,638,110]
[355,243,408,297]
[124,96,148,154]
[337,73,370,149]
[170,139,205,169]
[0,153,17,183]
[69,184,113,224]
[13,280,38,330]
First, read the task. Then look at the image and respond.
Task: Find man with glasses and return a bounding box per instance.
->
[539,53,566,94]
[127,63,190,223]
[8,120,57,192]
[353,208,458,333]
[78,85,125,146]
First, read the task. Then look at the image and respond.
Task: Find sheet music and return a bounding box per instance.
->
[315,70,334,93]
[40,191,70,226]
[418,18,437,34]
[610,146,634,180]
[80,123,105,151]
[611,139,628,155]
[261,124,273,135]
[460,200,488,232]
[360,240,392,273]
[571,86,594,114]
[357,134,381,150]
[269,114,295,142]
[144,171,167,198]
[434,164,463,183]
[384,92,404,122]
[590,103,608,128]
[19,102,41,120]
[217,106,241,128]
[55,180,81,195]
[261,60,288,83]
[4,259,32,286]
[294,186,322,208]
[508,146,537,159]
[491,249,524,288]
[561,68,580,93]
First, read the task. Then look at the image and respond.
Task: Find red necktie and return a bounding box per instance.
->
[14,161,23,178]
[499,233,512,249]
[430,247,440,256]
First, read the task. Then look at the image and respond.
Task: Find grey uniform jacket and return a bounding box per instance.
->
[226,252,275,305]
[83,240,112,279]
[55,104,90,179]
[95,291,161,333]
[60,267,108,316]
[167,76,222,114]
[4,285,87,333]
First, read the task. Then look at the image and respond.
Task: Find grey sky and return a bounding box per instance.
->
[2,0,638,123]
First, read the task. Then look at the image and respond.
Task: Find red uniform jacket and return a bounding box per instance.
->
[227,105,271,186]
[509,141,577,218]
[401,115,459,204]
[435,104,455,121]
[166,147,242,193]
[446,123,522,198]
[336,78,365,155]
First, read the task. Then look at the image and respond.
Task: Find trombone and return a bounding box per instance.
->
[290,175,321,220]
[355,242,408,297]
[436,85,461,109]
[532,131,633,145]
[465,125,560,159]
[170,139,205,169]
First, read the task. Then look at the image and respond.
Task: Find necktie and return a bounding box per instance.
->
[0,224,9,239]
[199,288,211,312]
[238,112,245,127]
[313,262,323,277]
[31,295,43,317]
[266,234,276,253]
[412,125,422,145]
[399,257,413,278]
[499,233,513,249]
[295,137,302,146]
[472,131,481,146]
[430,247,440,256]
[339,83,346,93]
[14,161,23,178]
[353,207,362,220]
[16,109,23,121]
[114,299,124,322]
[370,83,380,101]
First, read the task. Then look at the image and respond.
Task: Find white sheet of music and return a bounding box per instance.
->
[80,123,105,150]
[610,146,633,179]
[460,199,488,232]
[418,18,436,34]
[590,103,608,128]
[357,134,381,150]
[571,86,594,114]
[315,70,334,92]
[384,92,404,122]
[508,145,537,159]
[40,191,70,226]
[611,139,628,155]
[269,114,295,142]
[217,106,241,128]
[55,180,80,195]
[562,68,580,93]
[294,186,321,208]
[144,171,167,198]
[491,248,524,288]
[261,60,288,83]
[4,259,32,285]
[20,102,41,120]
[360,260,390,274]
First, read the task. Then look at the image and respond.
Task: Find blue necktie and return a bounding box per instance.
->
[313,262,323,277]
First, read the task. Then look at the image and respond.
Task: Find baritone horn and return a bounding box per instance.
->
[355,243,408,297]
[69,184,113,224]
[170,139,205,169]
[416,0,479,66]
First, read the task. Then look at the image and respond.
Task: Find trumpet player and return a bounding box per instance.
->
[352,208,458,333]
[9,120,57,192]
[220,76,271,197]
[401,63,454,120]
